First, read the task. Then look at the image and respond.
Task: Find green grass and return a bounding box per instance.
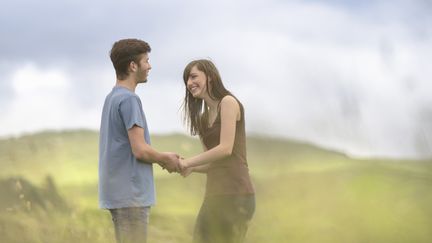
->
[1,130,432,243]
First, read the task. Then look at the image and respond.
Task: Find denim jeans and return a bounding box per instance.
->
[193,194,255,243]
[109,207,150,243]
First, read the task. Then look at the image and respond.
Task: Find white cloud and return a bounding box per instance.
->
[1,65,65,135]
[12,64,68,93]
[1,64,107,136]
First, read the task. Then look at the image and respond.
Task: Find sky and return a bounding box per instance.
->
[0,0,431,159]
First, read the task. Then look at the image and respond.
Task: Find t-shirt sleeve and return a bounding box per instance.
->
[119,96,146,130]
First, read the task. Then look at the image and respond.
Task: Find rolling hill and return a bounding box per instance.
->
[1,130,432,243]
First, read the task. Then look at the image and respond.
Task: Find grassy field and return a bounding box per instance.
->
[1,130,432,243]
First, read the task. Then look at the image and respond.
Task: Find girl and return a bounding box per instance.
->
[180,59,255,243]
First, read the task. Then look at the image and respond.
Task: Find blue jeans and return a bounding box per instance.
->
[109,207,150,243]
[193,195,255,243]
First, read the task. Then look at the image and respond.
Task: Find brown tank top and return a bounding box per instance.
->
[201,98,255,196]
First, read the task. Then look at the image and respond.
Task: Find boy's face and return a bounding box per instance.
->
[136,53,151,83]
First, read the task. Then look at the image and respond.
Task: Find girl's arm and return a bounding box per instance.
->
[191,137,211,173]
[181,138,210,176]
[183,96,240,169]
[184,164,210,175]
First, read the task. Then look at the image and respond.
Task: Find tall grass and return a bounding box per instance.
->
[1,130,432,243]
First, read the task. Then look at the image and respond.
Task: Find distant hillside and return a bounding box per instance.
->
[0,129,353,163]
[0,129,429,184]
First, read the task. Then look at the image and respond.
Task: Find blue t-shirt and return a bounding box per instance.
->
[98,86,155,209]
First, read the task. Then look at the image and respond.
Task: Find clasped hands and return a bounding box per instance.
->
[159,152,193,177]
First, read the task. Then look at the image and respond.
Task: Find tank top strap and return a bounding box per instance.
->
[215,96,244,123]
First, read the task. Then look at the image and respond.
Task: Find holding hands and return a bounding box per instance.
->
[158,153,194,177]
[179,158,193,177]
[159,152,182,173]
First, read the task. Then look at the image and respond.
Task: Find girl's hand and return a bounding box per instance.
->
[181,167,193,177]
[180,159,193,177]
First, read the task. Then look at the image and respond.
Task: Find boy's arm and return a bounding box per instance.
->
[128,125,180,172]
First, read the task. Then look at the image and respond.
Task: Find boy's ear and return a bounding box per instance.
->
[129,61,137,72]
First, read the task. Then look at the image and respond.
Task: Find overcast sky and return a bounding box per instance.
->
[0,0,431,159]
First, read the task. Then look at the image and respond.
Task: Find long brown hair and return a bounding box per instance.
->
[182,59,233,136]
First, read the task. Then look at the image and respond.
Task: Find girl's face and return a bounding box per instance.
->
[187,65,210,99]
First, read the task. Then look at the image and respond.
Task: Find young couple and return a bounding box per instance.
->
[99,38,255,243]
